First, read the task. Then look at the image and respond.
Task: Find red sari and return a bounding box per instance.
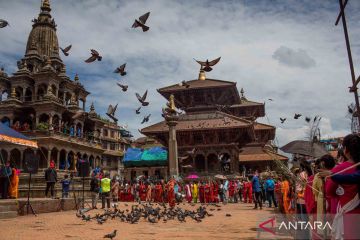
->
[167,180,176,208]
[199,185,205,203]
[326,161,360,239]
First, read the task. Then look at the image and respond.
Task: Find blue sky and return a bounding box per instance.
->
[1,0,360,146]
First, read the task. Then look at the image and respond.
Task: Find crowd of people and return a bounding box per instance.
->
[274,133,360,240]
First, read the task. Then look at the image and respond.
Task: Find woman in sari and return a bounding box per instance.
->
[185,182,192,203]
[8,164,19,199]
[281,176,291,214]
[326,134,360,240]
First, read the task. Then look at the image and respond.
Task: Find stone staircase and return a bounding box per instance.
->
[0,200,18,219]
[18,170,92,198]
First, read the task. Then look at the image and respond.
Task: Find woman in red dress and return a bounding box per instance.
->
[326,134,360,240]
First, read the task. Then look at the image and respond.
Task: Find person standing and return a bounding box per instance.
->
[1,161,12,199]
[101,173,111,209]
[264,176,277,208]
[192,181,198,203]
[185,182,192,203]
[252,171,262,209]
[111,177,119,202]
[8,163,19,199]
[167,177,176,208]
[90,173,100,209]
[60,174,71,198]
[45,161,57,198]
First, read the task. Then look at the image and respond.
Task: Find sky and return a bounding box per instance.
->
[0,0,360,147]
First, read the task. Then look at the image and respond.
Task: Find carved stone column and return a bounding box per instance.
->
[56,151,60,169]
[166,115,179,177]
[47,149,52,167]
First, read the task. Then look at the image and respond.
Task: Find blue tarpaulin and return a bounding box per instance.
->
[123,147,168,167]
[0,123,38,148]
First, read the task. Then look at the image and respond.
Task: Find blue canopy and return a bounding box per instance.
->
[123,147,168,167]
[0,122,38,148]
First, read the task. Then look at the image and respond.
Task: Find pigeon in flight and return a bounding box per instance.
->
[179,80,190,88]
[194,57,221,72]
[106,104,118,122]
[280,118,286,124]
[116,83,128,92]
[136,90,149,106]
[60,45,72,56]
[305,117,311,123]
[348,105,354,114]
[141,114,151,124]
[268,98,274,101]
[114,63,126,76]
[135,106,141,114]
[132,12,150,32]
[0,19,9,28]
[85,49,102,63]
[103,230,117,240]
[294,113,302,119]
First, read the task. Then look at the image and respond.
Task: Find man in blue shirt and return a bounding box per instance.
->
[264,176,277,208]
[60,174,71,198]
[252,170,262,209]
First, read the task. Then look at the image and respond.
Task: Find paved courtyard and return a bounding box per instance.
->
[0,202,288,240]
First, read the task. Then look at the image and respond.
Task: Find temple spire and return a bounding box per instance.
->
[41,0,51,12]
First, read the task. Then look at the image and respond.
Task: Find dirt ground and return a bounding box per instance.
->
[0,202,286,240]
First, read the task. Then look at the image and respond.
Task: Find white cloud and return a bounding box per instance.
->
[0,0,358,143]
[272,46,316,69]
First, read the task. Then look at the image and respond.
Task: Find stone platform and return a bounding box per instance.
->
[0,197,82,219]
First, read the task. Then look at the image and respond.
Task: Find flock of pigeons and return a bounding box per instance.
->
[1,12,153,125]
[76,201,226,239]
[63,12,153,125]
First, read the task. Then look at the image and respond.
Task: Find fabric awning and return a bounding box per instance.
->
[123,147,168,167]
[0,123,38,148]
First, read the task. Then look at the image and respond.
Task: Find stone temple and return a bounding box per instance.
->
[0,0,132,196]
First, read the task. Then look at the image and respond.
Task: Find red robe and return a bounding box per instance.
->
[204,184,210,203]
[167,180,176,208]
[139,183,146,201]
[199,185,205,203]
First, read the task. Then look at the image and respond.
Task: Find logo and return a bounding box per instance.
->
[259,217,276,235]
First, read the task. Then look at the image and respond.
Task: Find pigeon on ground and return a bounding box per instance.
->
[141,114,151,124]
[85,49,102,63]
[179,80,190,88]
[194,57,221,72]
[103,230,117,240]
[226,213,232,217]
[60,45,72,56]
[0,19,9,28]
[114,63,126,76]
[136,90,149,106]
[132,12,150,32]
[116,83,128,92]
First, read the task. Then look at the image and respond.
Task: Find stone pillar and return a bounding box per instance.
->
[56,151,60,169]
[205,155,208,173]
[47,149,52,167]
[35,115,39,126]
[34,85,38,101]
[22,88,26,101]
[63,91,66,105]
[83,100,86,111]
[166,115,179,177]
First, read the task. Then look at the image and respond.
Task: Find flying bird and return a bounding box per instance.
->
[114,63,126,76]
[305,117,311,123]
[85,49,102,63]
[294,113,302,119]
[116,83,128,92]
[106,104,118,122]
[268,98,274,101]
[60,45,72,56]
[141,114,151,124]
[348,105,354,114]
[103,230,117,240]
[132,12,150,32]
[136,90,149,106]
[179,80,190,88]
[0,19,9,28]
[280,118,286,124]
[135,106,141,114]
[194,57,221,72]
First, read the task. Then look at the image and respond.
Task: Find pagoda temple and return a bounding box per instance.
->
[141,70,288,175]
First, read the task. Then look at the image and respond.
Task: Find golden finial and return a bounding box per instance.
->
[42,0,50,9]
[198,69,206,81]
[11,87,16,98]
[169,94,176,111]
[74,74,79,82]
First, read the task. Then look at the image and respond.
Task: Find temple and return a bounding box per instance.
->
[141,70,288,175]
[0,0,131,186]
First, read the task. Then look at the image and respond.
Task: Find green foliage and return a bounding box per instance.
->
[36,122,49,131]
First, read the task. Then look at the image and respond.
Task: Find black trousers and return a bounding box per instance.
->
[1,178,10,199]
[254,191,263,208]
[101,192,110,208]
[266,190,277,207]
[45,182,55,197]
